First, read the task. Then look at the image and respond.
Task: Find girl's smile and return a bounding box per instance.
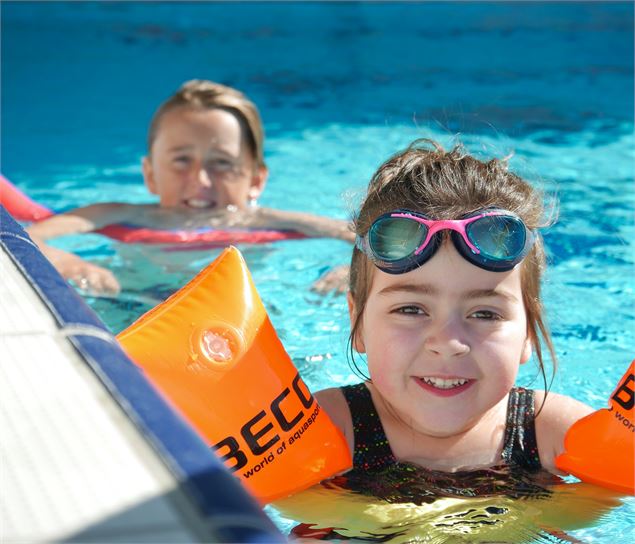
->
[413,375,475,397]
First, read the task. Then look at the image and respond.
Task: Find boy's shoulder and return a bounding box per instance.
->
[71,202,154,224]
[68,201,140,214]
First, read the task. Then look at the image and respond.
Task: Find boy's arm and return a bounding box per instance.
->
[25,203,128,295]
[35,241,120,295]
[246,208,355,294]
[26,202,131,240]
[534,391,594,474]
[245,207,355,242]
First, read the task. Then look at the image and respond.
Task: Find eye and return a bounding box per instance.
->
[207,158,235,172]
[172,155,192,168]
[393,305,427,316]
[469,309,503,320]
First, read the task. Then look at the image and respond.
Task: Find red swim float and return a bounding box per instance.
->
[0,174,54,221]
[0,174,306,246]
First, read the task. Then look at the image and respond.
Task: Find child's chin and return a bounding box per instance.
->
[183,198,217,210]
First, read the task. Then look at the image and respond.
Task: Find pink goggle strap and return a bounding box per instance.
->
[389,211,506,255]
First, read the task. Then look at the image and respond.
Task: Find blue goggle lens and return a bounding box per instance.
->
[466,215,527,261]
[369,217,427,262]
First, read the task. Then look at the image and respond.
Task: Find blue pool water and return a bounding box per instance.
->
[3,2,634,540]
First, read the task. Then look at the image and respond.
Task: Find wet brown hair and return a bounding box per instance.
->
[349,139,556,391]
[146,79,265,167]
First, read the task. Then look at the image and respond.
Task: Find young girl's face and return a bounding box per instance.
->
[142,106,267,210]
[353,241,532,438]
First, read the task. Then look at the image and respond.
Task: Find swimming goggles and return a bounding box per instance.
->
[355,209,536,274]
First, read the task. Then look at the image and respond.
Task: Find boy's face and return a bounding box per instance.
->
[352,241,532,439]
[142,106,267,210]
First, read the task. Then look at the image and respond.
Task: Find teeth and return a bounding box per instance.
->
[186,198,213,209]
[421,377,469,389]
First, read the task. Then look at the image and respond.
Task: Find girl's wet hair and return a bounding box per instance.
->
[147,79,265,167]
[349,139,556,393]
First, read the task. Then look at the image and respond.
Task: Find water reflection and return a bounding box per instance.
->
[273,463,622,543]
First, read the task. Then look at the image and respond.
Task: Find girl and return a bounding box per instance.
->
[316,139,593,478]
[27,80,353,294]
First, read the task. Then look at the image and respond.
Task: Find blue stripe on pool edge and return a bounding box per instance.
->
[0,206,284,542]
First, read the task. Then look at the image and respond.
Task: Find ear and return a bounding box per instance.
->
[347,292,366,353]
[142,156,158,195]
[248,165,268,201]
[520,335,532,365]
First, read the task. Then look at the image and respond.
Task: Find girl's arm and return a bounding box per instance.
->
[26,202,132,240]
[534,391,594,474]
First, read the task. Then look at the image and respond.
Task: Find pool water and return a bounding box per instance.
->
[3,2,634,540]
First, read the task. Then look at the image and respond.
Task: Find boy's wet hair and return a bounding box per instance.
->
[349,138,556,392]
[147,79,265,167]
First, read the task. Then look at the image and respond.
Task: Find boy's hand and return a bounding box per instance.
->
[65,258,121,296]
[312,265,350,294]
[38,243,121,296]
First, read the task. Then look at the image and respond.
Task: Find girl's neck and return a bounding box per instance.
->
[369,384,510,472]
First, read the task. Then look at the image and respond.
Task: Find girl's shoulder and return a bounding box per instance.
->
[315,387,355,455]
[533,390,593,474]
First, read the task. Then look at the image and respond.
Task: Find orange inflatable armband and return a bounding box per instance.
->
[556,360,635,495]
[117,247,352,503]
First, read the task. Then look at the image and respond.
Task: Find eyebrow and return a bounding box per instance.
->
[167,146,236,159]
[167,145,195,153]
[377,283,438,297]
[378,283,519,303]
[464,288,519,303]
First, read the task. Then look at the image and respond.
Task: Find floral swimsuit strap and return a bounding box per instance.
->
[341,383,542,472]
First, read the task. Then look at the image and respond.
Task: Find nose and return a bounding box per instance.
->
[196,166,213,188]
[423,318,470,358]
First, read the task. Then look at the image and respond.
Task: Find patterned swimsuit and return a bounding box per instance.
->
[289,385,546,539]
[341,383,542,472]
